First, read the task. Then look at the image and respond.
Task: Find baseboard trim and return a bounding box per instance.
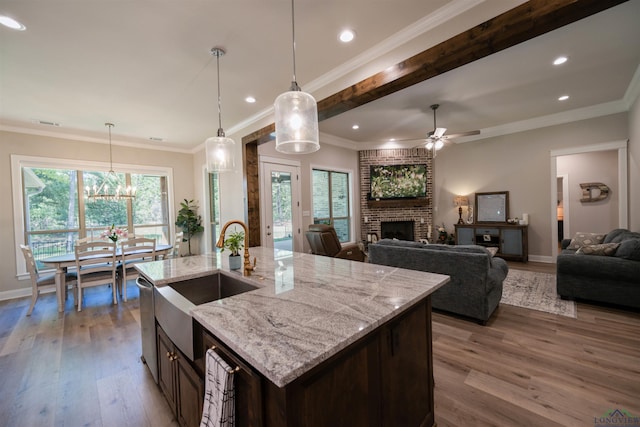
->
[528,254,554,264]
[0,287,53,302]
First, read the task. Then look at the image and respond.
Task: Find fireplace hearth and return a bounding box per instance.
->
[381,221,414,241]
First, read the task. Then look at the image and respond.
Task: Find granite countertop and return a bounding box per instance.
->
[136,247,449,387]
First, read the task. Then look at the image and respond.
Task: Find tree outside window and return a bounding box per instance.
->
[23,166,169,268]
[312,169,351,242]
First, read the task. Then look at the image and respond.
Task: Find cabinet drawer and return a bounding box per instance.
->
[475,228,499,235]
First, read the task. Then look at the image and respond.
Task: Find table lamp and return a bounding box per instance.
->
[454,196,469,224]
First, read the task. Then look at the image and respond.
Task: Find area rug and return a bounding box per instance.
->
[500,269,577,318]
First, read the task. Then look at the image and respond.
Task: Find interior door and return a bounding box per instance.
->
[261,162,301,252]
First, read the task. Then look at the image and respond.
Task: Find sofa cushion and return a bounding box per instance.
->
[575,242,620,256]
[614,238,640,261]
[567,232,606,250]
[603,229,640,244]
[375,238,426,249]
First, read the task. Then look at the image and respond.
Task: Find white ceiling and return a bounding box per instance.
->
[1,1,638,152]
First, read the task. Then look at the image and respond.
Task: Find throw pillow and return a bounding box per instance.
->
[485,247,499,257]
[566,232,606,250]
[575,243,620,256]
[614,238,640,261]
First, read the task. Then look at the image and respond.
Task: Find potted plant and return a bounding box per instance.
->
[175,199,204,256]
[221,228,244,270]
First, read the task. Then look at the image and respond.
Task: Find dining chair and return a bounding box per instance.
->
[118,237,156,301]
[20,244,77,316]
[171,231,183,258]
[75,241,118,311]
[75,235,102,244]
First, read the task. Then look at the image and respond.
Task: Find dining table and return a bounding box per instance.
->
[41,243,172,312]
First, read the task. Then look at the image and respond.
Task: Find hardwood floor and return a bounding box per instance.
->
[433,262,640,427]
[1,264,638,426]
[0,285,178,427]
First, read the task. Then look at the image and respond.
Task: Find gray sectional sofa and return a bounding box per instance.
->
[557,228,640,310]
[368,239,509,324]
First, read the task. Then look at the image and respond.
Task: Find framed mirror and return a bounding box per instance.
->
[475,191,509,223]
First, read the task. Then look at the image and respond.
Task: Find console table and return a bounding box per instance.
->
[455,224,528,262]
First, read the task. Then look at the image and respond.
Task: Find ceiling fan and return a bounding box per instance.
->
[402,104,480,154]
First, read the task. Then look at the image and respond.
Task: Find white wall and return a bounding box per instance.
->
[258,140,360,253]
[432,112,629,259]
[557,151,619,235]
[629,93,640,232]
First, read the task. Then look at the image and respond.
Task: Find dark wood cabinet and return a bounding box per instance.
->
[195,297,435,427]
[197,331,264,427]
[380,301,433,426]
[157,324,204,427]
[455,223,528,262]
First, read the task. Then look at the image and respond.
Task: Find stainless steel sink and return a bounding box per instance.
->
[154,272,258,360]
[169,272,258,305]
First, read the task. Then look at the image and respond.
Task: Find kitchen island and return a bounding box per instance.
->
[136,247,449,427]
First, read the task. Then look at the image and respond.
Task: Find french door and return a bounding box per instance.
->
[260,161,302,252]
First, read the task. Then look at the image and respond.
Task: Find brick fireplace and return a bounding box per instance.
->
[359,148,434,242]
[381,220,415,240]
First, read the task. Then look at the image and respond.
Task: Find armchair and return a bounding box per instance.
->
[305,224,365,262]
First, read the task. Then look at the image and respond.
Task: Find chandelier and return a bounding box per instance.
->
[205,47,236,172]
[85,123,136,201]
[274,0,319,154]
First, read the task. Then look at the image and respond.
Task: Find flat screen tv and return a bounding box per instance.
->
[369,164,427,200]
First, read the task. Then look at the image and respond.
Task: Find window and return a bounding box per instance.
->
[13,156,172,271]
[312,169,352,242]
[208,172,221,249]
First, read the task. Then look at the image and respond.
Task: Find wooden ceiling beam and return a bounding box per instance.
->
[243,0,627,145]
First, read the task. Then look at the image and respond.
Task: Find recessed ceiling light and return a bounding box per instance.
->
[245,96,256,103]
[553,56,568,65]
[352,124,359,130]
[0,15,26,31]
[339,29,355,43]
[558,95,570,101]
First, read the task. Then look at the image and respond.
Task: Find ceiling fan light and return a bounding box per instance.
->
[434,127,447,138]
[275,89,319,154]
[425,141,434,150]
[435,140,444,150]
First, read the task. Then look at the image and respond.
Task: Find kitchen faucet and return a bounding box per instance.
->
[216,220,255,276]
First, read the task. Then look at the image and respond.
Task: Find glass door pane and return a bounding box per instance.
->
[261,163,300,252]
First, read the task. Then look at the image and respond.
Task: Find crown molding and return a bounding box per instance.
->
[0,122,193,154]
[304,0,486,94]
[319,132,359,151]
[456,100,629,144]
[224,0,486,143]
[623,63,640,108]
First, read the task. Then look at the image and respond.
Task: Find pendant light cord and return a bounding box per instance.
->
[106,123,114,171]
[289,0,300,91]
[216,52,225,137]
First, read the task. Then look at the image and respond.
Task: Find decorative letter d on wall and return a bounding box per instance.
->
[580,182,610,203]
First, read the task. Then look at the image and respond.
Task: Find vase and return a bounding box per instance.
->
[229,255,242,271]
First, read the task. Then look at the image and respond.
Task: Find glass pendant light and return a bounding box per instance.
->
[205,47,236,172]
[274,0,319,154]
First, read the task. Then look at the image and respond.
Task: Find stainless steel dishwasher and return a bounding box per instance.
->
[136,276,158,383]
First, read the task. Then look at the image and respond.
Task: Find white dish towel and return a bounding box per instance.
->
[200,348,236,427]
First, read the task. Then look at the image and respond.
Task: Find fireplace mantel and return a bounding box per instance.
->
[367,198,429,208]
